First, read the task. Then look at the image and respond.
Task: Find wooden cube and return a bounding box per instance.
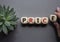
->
[35,17,41,24]
[28,17,34,24]
[21,17,28,24]
[41,17,48,24]
[50,15,57,22]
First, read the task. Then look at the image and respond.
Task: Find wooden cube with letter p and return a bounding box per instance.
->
[21,17,28,24]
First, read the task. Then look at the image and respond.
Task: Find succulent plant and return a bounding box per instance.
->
[0,5,18,34]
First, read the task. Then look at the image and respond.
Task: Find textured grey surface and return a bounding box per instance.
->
[58,0,60,7]
[0,0,59,42]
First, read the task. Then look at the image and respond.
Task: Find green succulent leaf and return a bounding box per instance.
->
[5,21,10,26]
[0,27,2,32]
[6,15,14,20]
[8,26,14,30]
[2,25,8,34]
[10,21,16,25]
[0,5,2,9]
[7,6,10,11]
[0,22,3,25]
[9,8,14,14]
[0,5,3,13]
[3,5,6,10]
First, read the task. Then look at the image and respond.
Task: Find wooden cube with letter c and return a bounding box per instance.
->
[41,17,48,24]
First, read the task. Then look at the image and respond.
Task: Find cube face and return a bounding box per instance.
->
[28,17,34,24]
[41,17,48,24]
[35,17,41,24]
[21,17,28,24]
[50,15,57,22]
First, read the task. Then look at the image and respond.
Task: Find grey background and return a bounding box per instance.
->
[0,0,60,42]
[58,0,60,6]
